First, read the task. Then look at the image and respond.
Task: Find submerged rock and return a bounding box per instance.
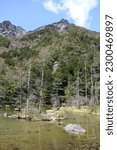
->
[58,121,64,125]
[42,118,52,121]
[3,113,8,118]
[41,112,65,122]
[56,117,65,121]
[64,124,86,135]
[18,114,32,120]
[32,117,41,121]
[8,114,18,119]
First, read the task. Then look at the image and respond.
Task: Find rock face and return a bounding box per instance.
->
[53,19,69,26]
[0,21,26,37]
[52,19,69,32]
[64,124,86,135]
[33,19,70,34]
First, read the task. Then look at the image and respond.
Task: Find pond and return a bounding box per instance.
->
[0,110,99,150]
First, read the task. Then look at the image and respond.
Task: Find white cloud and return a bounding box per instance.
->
[43,0,64,13]
[43,0,99,28]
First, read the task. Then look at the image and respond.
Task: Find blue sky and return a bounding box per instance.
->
[0,0,100,32]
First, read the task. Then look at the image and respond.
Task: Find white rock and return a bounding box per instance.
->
[64,124,86,135]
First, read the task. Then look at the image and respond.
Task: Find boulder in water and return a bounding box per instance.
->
[64,124,86,135]
[3,113,8,118]
[8,114,18,119]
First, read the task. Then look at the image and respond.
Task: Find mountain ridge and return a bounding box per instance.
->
[0,20,26,37]
[0,19,100,108]
[0,19,99,38]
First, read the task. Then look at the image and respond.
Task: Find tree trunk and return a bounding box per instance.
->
[39,58,45,113]
[90,66,94,105]
[19,71,22,108]
[75,75,80,106]
[85,61,88,105]
[26,63,31,112]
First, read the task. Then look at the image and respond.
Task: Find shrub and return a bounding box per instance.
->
[0,36,10,48]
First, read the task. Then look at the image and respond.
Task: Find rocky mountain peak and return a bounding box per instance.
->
[0,20,26,37]
[2,20,12,27]
[52,19,69,32]
[33,19,70,34]
[58,19,69,25]
[53,19,69,26]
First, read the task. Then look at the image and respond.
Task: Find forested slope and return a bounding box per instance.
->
[0,19,100,108]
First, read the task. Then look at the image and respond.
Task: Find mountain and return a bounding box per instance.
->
[0,21,26,37]
[28,19,70,35]
[0,19,100,108]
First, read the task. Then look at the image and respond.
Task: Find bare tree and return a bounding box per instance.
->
[51,78,63,107]
[75,74,80,106]
[26,63,31,112]
[85,61,88,105]
[39,58,45,113]
[90,66,94,105]
[19,70,22,108]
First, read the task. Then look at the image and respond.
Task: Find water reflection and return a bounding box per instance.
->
[0,111,99,150]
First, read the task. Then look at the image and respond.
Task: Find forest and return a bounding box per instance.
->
[0,22,100,113]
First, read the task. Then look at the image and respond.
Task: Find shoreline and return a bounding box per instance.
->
[46,105,100,117]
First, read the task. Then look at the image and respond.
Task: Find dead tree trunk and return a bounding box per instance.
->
[90,66,94,105]
[39,58,45,113]
[26,63,31,112]
[75,75,80,106]
[85,61,88,105]
[19,71,22,108]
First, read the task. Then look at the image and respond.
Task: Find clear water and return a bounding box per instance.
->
[0,110,99,150]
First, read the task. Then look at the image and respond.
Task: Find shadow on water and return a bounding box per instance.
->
[0,110,99,150]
